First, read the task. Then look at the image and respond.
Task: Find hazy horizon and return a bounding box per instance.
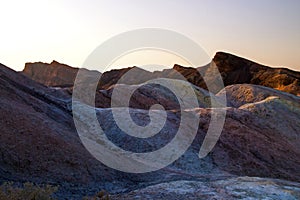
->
[1,0,299,71]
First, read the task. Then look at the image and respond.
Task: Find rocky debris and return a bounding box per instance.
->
[112,177,300,200]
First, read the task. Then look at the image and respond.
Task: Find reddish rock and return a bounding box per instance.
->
[22,52,300,96]
[22,61,79,87]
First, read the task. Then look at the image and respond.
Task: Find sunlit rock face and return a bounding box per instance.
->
[216,83,300,108]
[213,52,300,96]
[22,60,80,87]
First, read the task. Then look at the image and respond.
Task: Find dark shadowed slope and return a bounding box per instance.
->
[0,63,130,198]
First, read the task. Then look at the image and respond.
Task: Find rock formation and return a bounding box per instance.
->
[0,54,299,199]
[213,52,300,96]
[23,60,79,87]
[22,52,300,96]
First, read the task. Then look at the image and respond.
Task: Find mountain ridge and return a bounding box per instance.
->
[21,52,300,96]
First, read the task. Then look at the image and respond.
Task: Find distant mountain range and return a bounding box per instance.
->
[0,52,300,199]
[23,52,300,96]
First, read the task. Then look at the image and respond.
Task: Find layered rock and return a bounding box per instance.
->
[22,60,79,87]
[0,63,124,198]
[1,60,300,198]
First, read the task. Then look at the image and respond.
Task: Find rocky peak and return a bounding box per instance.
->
[50,60,60,65]
[21,52,300,95]
[212,52,300,95]
[22,61,79,87]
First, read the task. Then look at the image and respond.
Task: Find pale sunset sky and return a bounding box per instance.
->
[0,0,299,71]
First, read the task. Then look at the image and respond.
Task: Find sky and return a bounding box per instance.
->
[0,0,299,71]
